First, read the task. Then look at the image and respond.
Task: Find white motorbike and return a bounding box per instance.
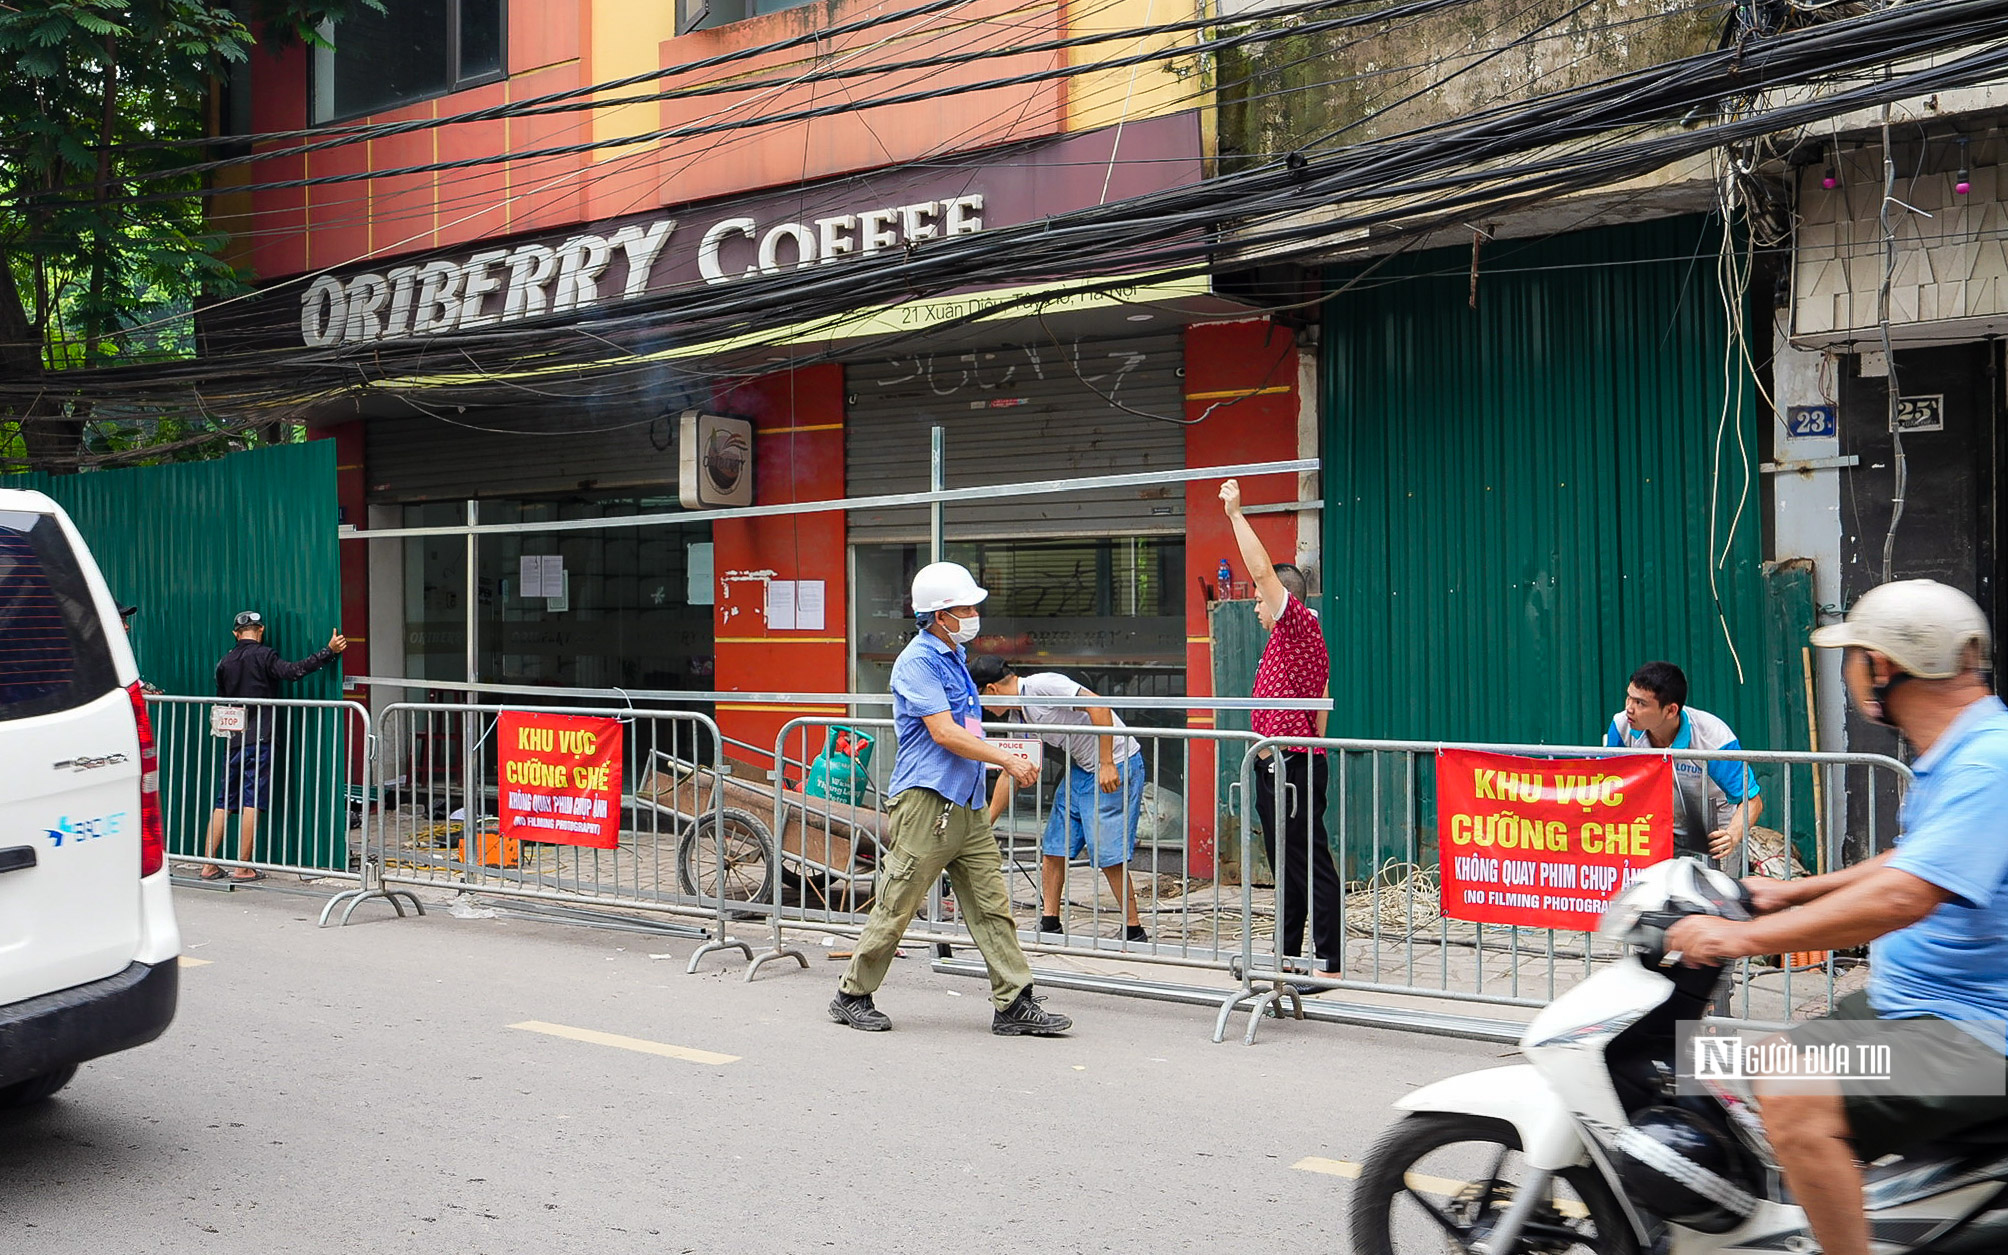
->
[1348,858,2008,1254]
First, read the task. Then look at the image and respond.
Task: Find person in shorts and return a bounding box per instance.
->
[968,656,1148,943]
[201,610,345,882]
[1669,580,2008,1255]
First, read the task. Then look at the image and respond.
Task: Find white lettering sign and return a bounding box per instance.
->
[296,192,989,345]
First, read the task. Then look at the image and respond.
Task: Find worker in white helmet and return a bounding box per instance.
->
[829,561,1073,1036]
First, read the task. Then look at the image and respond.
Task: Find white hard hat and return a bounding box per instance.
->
[1810,579,1992,679]
[911,561,987,614]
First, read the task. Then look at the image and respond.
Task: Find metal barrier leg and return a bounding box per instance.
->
[688,934,759,975]
[320,728,425,927]
[319,855,428,927]
[742,940,808,981]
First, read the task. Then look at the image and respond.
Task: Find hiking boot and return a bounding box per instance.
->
[993,988,1072,1036]
[828,991,892,1031]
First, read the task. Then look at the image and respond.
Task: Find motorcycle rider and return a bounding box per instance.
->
[1667,579,2008,1255]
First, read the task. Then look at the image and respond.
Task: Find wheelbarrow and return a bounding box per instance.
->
[634,748,886,908]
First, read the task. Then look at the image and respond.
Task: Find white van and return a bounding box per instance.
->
[0,489,178,1107]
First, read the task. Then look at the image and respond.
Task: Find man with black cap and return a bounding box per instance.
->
[200,611,346,882]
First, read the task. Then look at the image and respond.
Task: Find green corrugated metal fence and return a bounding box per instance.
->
[1321,215,1805,872]
[3,442,347,869]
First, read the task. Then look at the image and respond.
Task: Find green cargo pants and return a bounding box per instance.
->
[838,787,1034,1011]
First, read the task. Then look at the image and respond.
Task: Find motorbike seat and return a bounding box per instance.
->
[1937,1117,2008,1148]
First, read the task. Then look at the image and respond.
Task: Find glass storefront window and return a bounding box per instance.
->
[402,496,714,692]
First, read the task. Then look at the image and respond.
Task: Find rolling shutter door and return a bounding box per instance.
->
[845,333,1186,541]
[364,410,681,502]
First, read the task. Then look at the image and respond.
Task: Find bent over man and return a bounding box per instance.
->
[968,655,1149,943]
[829,562,1072,1036]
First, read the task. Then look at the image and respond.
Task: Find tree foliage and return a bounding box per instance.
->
[0,1,368,472]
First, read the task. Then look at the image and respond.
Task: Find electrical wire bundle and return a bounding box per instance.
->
[7,0,2008,458]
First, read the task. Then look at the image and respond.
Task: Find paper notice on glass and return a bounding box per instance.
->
[519,555,545,598]
[541,555,565,597]
[766,579,798,630]
[797,580,826,631]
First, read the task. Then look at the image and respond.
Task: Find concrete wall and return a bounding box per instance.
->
[1214,0,1720,168]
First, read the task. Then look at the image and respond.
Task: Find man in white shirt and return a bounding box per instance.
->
[968,656,1149,943]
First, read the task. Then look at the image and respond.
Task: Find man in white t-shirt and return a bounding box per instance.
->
[968,656,1149,943]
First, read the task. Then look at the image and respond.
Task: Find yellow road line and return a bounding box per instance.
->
[177,956,213,968]
[510,1020,739,1065]
[1291,1156,1586,1217]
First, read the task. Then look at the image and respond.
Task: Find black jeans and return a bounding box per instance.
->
[1253,750,1344,971]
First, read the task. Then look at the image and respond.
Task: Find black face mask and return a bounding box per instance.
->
[1862,669,1911,728]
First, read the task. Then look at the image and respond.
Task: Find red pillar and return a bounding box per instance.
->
[1182,320,1304,875]
[710,365,850,777]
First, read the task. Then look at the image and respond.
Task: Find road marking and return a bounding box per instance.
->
[509,1021,739,1065]
[1291,1156,1587,1217]
[178,956,213,968]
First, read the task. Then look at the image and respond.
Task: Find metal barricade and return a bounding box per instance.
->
[148,694,373,892]
[350,702,750,966]
[1217,736,1913,1044]
[742,716,1261,985]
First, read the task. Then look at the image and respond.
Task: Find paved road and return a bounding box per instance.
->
[3,885,1502,1254]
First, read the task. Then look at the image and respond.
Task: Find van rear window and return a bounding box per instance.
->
[0,510,119,719]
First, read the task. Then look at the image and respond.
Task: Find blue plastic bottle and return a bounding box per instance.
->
[1217,559,1232,592]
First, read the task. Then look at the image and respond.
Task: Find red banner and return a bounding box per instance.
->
[498,712,623,850]
[1436,750,1675,931]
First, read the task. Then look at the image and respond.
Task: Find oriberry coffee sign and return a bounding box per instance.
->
[245,112,1202,350]
[297,194,989,347]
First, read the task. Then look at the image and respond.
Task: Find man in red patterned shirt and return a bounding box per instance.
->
[1221,479,1342,979]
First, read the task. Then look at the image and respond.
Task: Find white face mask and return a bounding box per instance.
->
[944,611,980,645]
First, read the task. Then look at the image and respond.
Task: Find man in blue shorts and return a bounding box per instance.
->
[202,610,345,882]
[968,656,1149,943]
[1670,580,2008,1255]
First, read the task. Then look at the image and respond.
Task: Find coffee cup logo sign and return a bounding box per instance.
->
[298,193,986,348]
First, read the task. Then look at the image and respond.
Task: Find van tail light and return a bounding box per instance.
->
[126,682,164,877]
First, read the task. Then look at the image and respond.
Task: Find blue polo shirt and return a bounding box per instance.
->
[886,631,986,809]
[1871,695,2008,1049]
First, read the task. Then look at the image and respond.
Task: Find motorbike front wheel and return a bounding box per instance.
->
[1348,1112,1640,1255]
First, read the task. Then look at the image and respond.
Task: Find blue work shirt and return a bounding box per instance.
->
[1871,694,2008,1050]
[886,631,986,809]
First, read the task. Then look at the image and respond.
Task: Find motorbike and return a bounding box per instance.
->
[1347,858,2008,1254]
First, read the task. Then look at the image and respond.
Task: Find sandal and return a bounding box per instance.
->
[226,869,265,883]
[197,865,226,881]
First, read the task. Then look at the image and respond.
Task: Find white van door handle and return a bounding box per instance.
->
[0,846,36,875]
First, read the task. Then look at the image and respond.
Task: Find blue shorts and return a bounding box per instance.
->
[214,740,275,811]
[1042,753,1145,867]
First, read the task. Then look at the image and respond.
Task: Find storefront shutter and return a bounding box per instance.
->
[844,332,1186,541]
